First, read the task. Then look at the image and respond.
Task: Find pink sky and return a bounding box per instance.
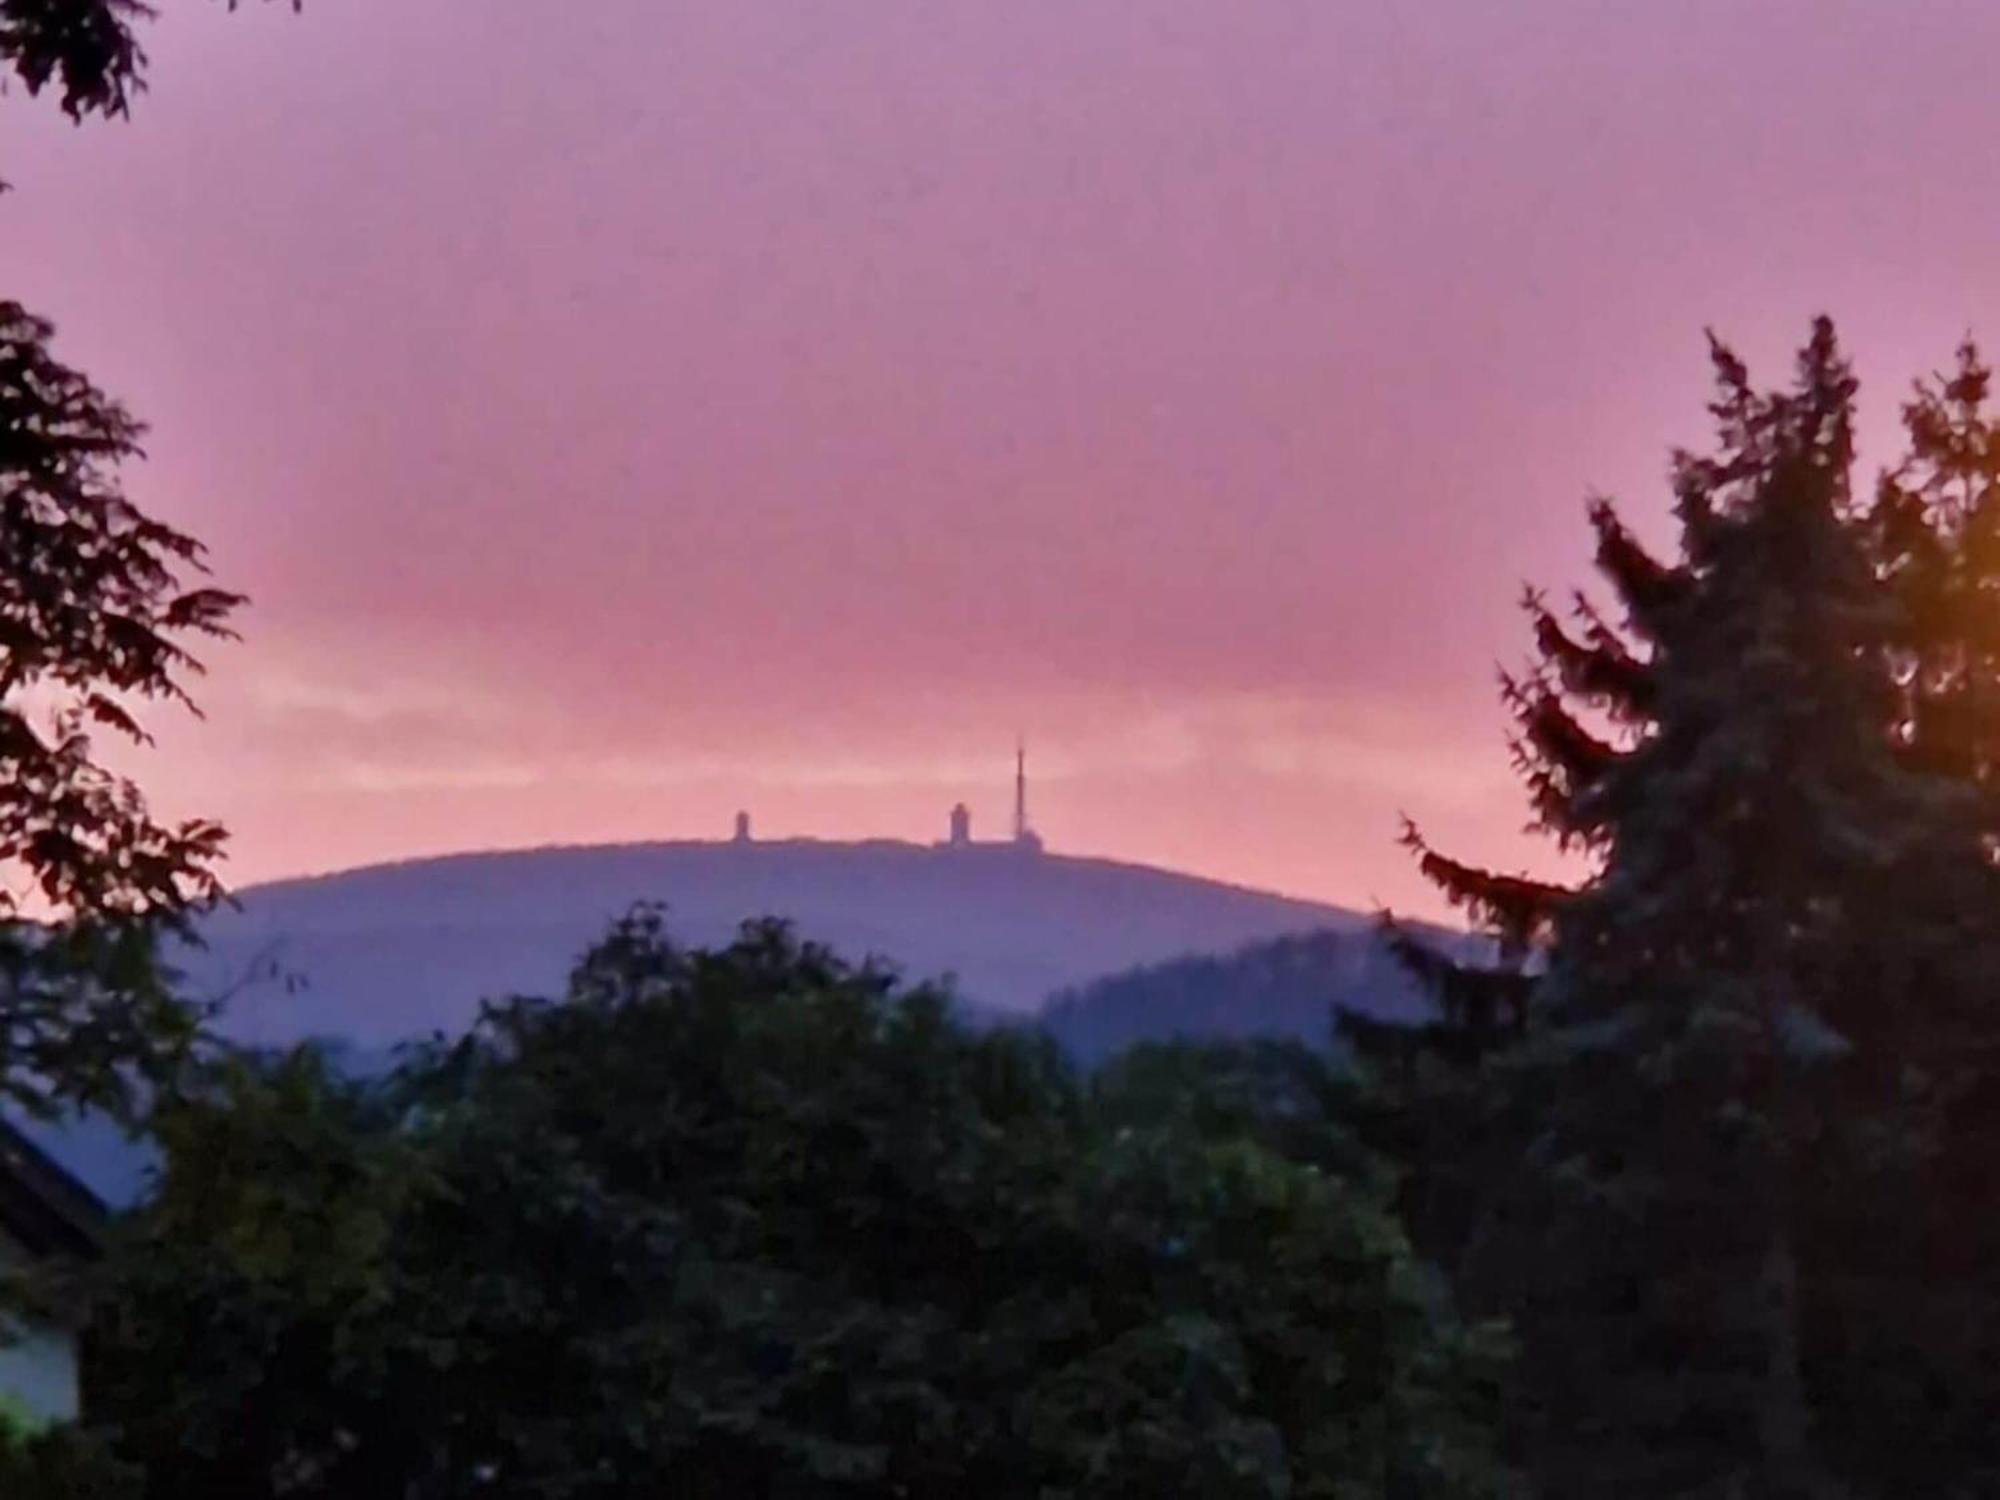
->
[4,0,1999,915]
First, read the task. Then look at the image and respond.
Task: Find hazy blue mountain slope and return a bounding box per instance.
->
[32,840,1401,1203]
[1039,924,1473,1066]
[175,840,1363,1047]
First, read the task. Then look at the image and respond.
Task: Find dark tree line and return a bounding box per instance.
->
[5,913,1515,1498]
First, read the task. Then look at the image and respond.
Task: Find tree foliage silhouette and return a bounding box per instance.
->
[0,0,272,1116]
[71,912,1512,1499]
[1373,322,2000,1498]
[0,303,242,1116]
[1,0,290,125]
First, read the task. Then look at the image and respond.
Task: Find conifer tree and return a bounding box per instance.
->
[1389,322,1997,1499]
[1838,343,2000,1484]
[1865,340,2000,800]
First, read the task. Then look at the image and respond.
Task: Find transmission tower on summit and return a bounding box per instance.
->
[1013,740,1043,852]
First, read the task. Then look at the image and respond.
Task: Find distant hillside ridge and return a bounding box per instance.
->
[1038,922,1479,1066]
[33,841,1437,1204]
[176,839,1369,1048]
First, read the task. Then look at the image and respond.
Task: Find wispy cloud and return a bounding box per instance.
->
[314,760,548,793]
[285,688,1506,806]
[242,670,519,731]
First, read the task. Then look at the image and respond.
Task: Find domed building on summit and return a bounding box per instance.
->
[936,744,1043,853]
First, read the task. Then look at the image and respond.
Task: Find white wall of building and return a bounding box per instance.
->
[0,1232,81,1427]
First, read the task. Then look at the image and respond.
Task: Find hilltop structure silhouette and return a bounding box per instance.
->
[731,748,1048,853]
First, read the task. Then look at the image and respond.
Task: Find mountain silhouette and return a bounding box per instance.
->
[180,839,1370,1046]
[29,839,1439,1204]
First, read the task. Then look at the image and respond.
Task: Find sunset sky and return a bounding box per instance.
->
[5,0,1999,915]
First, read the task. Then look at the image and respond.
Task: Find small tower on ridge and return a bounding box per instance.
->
[1013,740,1043,852]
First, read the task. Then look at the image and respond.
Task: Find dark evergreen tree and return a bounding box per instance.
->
[1382,322,2000,1499]
[1864,339,2000,797]
[1834,341,2000,1487]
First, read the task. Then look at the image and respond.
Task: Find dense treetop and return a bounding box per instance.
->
[45,910,1513,1499]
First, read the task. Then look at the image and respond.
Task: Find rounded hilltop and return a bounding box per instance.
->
[183,835,1362,1048]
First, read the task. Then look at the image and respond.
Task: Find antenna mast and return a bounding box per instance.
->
[1014,739,1028,843]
